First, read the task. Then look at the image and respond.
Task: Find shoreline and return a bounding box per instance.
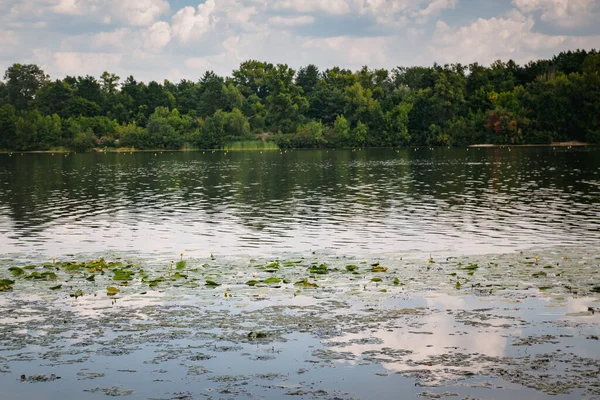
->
[0,141,594,154]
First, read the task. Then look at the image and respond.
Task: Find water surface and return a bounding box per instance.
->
[0,147,598,258]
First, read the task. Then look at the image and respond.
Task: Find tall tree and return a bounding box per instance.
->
[4,64,49,110]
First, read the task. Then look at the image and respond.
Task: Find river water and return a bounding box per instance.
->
[0,147,599,259]
[1,147,600,399]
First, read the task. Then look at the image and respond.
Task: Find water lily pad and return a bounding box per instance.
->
[113,270,134,281]
[8,266,24,277]
[0,279,14,291]
[176,260,186,270]
[371,265,388,272]
[107,286,120,296]
[205,280,220,287]
[263,277,281,284]
[294,279,318,288]
[345,265,358,272]
[309,264,328,274]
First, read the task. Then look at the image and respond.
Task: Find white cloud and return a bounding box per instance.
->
[269,15,315,27]
[33,49,123,76]
[430,11,600,65]
[274,0,356,14]
[415,0,458,22]
[142,21,172,52]
[171,1,217,43]
[171,0,262,45]
[513,0,599,28]
[302,36,390,66]
[0,30,18,51]
[63,22,171,55]
[12,0,170,26]
[272,0,455,22]
[51,0,89,15]
[114,0,171,27]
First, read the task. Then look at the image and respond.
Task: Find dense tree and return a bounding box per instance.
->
[1,49,599,151]
[4,64,49,110]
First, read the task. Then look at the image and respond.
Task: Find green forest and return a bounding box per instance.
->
[0,49,599,152]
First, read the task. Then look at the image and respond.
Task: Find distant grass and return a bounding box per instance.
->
[224,141,280,151]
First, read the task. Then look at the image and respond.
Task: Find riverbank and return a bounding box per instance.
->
[469,141,591,148]
[1,141,595,154]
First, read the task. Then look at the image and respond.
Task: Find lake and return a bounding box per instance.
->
[1,147,599,258]
[1,147,599,399]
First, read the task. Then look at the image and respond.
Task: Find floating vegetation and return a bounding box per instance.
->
[263,277,281,284]
[1,250,600,399]
[0,279,14,291]
[84,387,134,396]
[294,278,318,288]
[309,264,328,275]
[20,374,61,383]
[371,263,388,273]
[106,286,120,296]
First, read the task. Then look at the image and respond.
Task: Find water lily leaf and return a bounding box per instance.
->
[371,265,388,272]
[393,277,400,285]
[49,285,62,291]
[113,270,134,281]
[309,264,328,274]
[205,280,220,287]
[64,263,83,272]
[591,286,600,293]
[176,260,186,270]
[263,277,281,284]
[171,272,187,280]
[532,271,547,278]
[294,279,318,288]
[246,280,260,286]
[70,289,84,298]
[107,287,120,296]
[0,279,14,291]
[248,331,268,339]
[345,265,358,272]
[9,266,24,277]
[371,277,383,282]
[461,264,479,271]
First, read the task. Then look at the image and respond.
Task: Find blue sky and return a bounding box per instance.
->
[1,0,598,82]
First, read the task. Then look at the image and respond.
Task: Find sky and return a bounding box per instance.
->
[0,0,599,83]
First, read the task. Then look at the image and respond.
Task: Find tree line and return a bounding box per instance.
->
[0,49,599,152]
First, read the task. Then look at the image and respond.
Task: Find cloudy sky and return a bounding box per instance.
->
[1,0,599,82]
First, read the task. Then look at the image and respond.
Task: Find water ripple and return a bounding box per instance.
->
[0,148,598,257]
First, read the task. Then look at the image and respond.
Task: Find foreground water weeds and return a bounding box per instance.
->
[0,249,599,399]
